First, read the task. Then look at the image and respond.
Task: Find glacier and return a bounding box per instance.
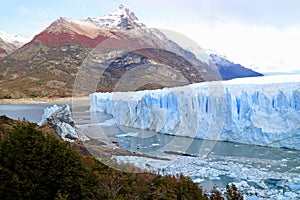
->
[39,104,89,142]
[90,75,300,150]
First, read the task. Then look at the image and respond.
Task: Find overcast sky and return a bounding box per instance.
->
[1,0,300,73]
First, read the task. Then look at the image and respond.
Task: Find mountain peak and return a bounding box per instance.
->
[86,4,145,30]
[118,4,129,12]
[118,4,126,10]
[46,17,100,36]
[113,4,138,21]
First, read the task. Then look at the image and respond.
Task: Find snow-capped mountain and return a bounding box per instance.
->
[0,30,30,56]
[0,30,29,47]
[206,49,263,80]
[0,5,262,98]
[85,4,146,30]
[161,36,263,80]
[41,4,146,38]
[35,4,200,57]
[0,5,216,98]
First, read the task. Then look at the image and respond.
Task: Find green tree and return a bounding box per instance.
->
[0,120,243,199]
[0,122,98,199]
[225,184,243,200]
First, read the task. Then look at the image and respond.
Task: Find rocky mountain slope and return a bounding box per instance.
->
[0,5,262,99]
[0,5,217,99]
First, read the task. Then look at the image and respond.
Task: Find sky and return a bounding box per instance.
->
[1,0,300,73]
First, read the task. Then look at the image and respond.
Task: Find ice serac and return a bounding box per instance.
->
[39,104,89,142]
[90,74,300,150]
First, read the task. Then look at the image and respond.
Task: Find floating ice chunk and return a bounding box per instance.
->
[116,132,138,137]
[151,143,160,147]
[98,119,116,126]
[284,191,299,198]
[247,197,261,200]
[289,184,300,191]
[193,178,205,183]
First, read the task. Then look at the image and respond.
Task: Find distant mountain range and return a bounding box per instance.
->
[206,50,263,80]
[0,5,262,99]
[0,30,29,59]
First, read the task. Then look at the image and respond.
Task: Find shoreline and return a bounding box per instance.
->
[0,96,89,104]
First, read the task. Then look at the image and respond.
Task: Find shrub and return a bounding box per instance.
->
[225,184,243,200]
[0,122,98,199]
[0,120,243,199]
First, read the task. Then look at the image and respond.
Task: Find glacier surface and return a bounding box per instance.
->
[90,75,300,150]
[39,104,89,142]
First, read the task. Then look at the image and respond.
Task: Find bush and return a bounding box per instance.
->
[0,122,206,199]
[225,184,243,200]
[3,95,12,99]
[0,122,98,199]
[0,120,243,199]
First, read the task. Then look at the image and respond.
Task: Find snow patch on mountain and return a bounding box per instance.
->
[44,5,148,40]
[45,17,114,39]
[0,29,30,47]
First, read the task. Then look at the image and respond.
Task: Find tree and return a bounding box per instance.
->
[225,184,243,200]
[0,122,98,199]
[0,120,243,199]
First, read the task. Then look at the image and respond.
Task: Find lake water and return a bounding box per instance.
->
[0,103,62,123]
[1,102,300,199]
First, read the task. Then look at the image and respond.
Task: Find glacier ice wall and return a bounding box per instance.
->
[39,104,89,142]
[90,75,300,150]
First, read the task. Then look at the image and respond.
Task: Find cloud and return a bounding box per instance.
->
[11,1,300,73]
[152,17,300,73]
[199,22,300,73]
[19,7,30,15]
